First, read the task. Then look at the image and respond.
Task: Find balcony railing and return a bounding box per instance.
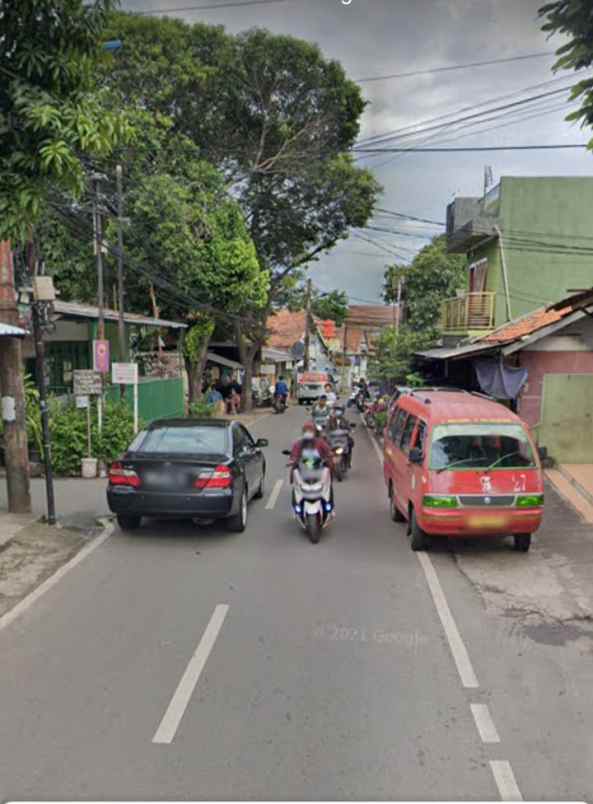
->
[441,292,496,333]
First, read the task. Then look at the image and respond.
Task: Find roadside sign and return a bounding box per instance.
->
[73,370,102,396]
[112,362,139,434]
[75,395,90,409]
[93,339,110,373]
[112,362,138,385]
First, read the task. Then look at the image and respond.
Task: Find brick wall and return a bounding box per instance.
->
[518,350,593,429]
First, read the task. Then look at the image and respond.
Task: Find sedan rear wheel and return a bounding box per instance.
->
[117,514,142,531]
[227,488,248,533]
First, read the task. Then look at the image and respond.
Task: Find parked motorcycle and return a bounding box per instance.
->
[282,447,333,543]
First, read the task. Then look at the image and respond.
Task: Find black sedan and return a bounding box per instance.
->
[107,418,268,533]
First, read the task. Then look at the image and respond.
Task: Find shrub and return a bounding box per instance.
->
[189,400,216,418]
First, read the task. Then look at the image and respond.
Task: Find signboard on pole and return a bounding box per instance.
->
[112,362,139,434]
[112,362,138,385]
[93,339,110,373]
[73,370,102,396]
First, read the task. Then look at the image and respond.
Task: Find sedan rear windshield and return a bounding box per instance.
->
[430,423,536,471]
[134,426,228,455]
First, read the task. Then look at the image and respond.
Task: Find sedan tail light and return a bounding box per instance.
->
[194,465,232,490]
[109,462,141,488]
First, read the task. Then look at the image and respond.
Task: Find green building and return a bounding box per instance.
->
[443,177,593,340]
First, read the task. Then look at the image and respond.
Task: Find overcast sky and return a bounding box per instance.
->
[120,0,591,304]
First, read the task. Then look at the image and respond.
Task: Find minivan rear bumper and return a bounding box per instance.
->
[418,507,543,536]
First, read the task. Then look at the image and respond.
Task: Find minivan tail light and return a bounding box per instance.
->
[194,465,232,489]
[109,462,141,488]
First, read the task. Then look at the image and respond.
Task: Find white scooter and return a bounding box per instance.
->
[282,447,333,543]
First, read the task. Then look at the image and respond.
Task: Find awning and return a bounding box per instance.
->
[53,300,187,329]
[0,322,28,338]
[416,342,499,361]
[206,352,243,370]
[262,347,292,363]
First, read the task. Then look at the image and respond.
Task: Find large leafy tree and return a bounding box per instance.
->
[110,164,267,401]
[384,236,467,336]
[0,0,131,243]
[369,327,433,385]
[99,13,380,408]
[539,1,593,144]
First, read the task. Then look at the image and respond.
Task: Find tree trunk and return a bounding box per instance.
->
[236,321,262,413]
[186,336,210,406]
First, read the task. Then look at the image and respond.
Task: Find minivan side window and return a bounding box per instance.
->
[415,420,427,454]
[390,408,408,443]
[400,414,417,453]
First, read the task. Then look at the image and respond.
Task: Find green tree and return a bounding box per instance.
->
[123,166,268,401]
[539,1,593,146]
[369,327,433,385]
[99,13,380,408]
[312,290,349,327]
[384,236,466,336]
[0,0,131,243]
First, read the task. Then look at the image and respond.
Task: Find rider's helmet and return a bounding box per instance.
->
[302,421,316,443]
[319,394,327,403]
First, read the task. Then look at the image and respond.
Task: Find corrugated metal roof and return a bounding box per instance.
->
[0,322,28,337]
[416,342,498,360]
[206,352,243,370]
[53,300,187,329]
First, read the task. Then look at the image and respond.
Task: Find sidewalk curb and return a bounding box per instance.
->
[557,465,593,508]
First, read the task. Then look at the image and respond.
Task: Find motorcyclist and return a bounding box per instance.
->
[324,382,337,406]
[274,376,289,406]
[311,394,331,432]
[289,421,335,509]
[328,404,354,466]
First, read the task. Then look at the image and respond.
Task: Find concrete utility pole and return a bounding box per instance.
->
[396,277,403,331]
[115,165,128,400]
[92,175,105,342]
[303,278,312,371]
[0,242,31,513]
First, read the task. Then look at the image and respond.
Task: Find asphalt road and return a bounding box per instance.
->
[0,406,590,801]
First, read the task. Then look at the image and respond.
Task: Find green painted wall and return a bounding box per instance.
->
[105,377,185,423]
[541,374,593,462]
[499,177,593,320]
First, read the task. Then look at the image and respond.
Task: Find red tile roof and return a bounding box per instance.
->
[266,310,307,350]
[346,305,395,327]
[481,304,573,344]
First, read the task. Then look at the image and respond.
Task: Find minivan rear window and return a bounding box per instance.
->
[430,423,535,471]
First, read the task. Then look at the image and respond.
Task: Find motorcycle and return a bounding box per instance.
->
[282,447,333,543]
[273,394,287,414]
[328,427,351,481]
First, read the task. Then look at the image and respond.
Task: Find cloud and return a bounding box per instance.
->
[121,0,590,302]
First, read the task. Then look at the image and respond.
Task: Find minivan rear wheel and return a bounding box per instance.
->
[389,485,406,523]
[513,533,531,552]
[409,509,430,551]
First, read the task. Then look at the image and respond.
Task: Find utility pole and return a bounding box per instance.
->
[396,277,403,331]
[116,165,128,399]
[303,278,312,371]
[391,270,397,329]
[31,272,56,525]
[0,242,31,513]
[92,174,106,432]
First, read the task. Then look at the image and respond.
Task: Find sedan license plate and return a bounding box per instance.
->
[468,514,509,529]
[144,471,178,488]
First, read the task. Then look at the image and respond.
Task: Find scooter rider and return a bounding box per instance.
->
[274,375,289,404]
[289,421,335,509]
[311,394,331,431]
[328,404,354,466]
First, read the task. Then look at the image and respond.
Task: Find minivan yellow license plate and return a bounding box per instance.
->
[468,515,508,529]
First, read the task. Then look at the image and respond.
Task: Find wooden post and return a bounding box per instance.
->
[303,278,312,371]
[0,242,31,513]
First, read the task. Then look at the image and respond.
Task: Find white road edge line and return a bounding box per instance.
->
[417,551,479,688]
[490,759,524,801]
[471,702,501,743]
[0,518,115,635]
[362,414,479,689]
[153,603,229,745]
[265,478,284,510]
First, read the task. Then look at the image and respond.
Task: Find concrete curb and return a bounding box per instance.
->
[557,465,593,508]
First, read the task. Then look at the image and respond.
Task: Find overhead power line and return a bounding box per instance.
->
[356,51,555,84]
[132,0,288,15]
[355,144,588,153]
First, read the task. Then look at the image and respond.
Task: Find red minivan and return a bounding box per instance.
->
[383,389,543,552]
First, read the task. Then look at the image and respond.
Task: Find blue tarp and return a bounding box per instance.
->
[474,358,528,400]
